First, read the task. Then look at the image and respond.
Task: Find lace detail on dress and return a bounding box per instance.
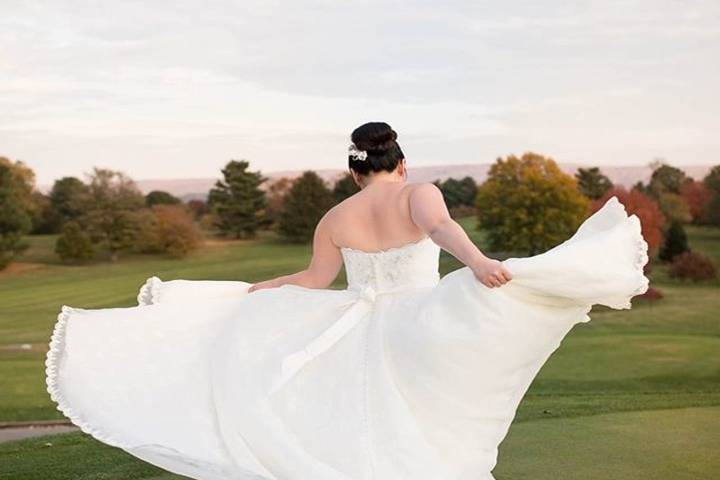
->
[46,306,128,448]
[137,276,162,306]
[340,236,441,293]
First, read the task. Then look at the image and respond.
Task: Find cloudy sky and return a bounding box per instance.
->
[2,0,718,185]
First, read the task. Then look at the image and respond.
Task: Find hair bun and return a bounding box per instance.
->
[354,127,397,152]
[349,122,405,175]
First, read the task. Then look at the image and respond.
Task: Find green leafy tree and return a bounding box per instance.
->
[145,190,181,206]
[645,163,692,224]
[55,221,95,262]
[80,168,146,262]
[207,160,267,238]
[278,171,334,243]
[656,191,691,224]
[332,173,360,204]
[659,221,689,262]
[475,152,589,255]
[701,165,720,226]
[29,191,62,234]
[649,163,687,195]
[0,163,32,269]
[50,176,90,222]
[438,176,478,208]
[575,167,613,200]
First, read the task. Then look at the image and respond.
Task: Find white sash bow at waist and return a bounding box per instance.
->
[268,283,431,395]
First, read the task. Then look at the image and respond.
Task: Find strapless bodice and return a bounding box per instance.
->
[340,236,441,293]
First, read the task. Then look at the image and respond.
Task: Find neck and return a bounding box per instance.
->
[361,171,404,188]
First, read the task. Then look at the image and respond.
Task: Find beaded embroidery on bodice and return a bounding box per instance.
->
[340,236,441,293]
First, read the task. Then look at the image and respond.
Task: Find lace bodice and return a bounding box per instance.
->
[340,236,441,293]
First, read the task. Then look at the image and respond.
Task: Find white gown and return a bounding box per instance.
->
[45,196,649,480]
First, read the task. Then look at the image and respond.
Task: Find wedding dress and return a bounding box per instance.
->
[45,196,649,480]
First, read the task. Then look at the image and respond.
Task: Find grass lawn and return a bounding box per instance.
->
[1,221,719,478]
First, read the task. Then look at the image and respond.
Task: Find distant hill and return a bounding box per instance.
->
[39,163,712,201]
[40,163,716,201]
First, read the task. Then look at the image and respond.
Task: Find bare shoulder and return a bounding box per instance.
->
[316,197,352,231]
[405,182,443,203]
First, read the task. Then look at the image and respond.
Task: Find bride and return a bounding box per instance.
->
[46,122,650,480]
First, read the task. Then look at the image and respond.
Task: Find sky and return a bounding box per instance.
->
[1,0,719,185]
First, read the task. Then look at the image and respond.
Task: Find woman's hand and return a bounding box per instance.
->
[471,257,513,288]
[247,280,277,294]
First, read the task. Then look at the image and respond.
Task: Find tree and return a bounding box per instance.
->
[207,160,267,238]
[438,176,477,209]
[649,163,687,195]
[0,157,36,214]
[29,191,62,234]
[149,205,203,258]
[701,165,720,226]
[592,187,666,255]
[332,173,360,204]
[145,190,181,207]
[80,168,146,262]
[278,171,334,243]
[656,191,691,224]
[186,199,208,221]
[644,163,692,225]
[55,221,95,262]
[264,177,294,227]
[680,180,712,224]
[475,152,589,255]
[659,221,689,262]
[50,176,90,222]
[0,163,32,269]
[575,167,613,200]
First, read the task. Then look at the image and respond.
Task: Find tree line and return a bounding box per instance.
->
[1,154,718,281]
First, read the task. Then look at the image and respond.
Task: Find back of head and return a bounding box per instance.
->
[349,122,405,175]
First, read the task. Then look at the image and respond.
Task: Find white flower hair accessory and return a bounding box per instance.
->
[348,143,368,162]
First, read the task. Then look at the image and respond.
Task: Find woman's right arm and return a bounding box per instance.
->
[408,183,512,288]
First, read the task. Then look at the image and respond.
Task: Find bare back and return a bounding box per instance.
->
[325,181,427,252]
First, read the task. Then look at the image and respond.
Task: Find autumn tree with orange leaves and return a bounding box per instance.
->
[592,187,666,255]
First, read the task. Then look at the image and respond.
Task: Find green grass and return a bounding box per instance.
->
[1,223,719,479]
[496,406,720,479]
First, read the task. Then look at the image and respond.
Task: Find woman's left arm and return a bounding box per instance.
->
[247,212,343,293]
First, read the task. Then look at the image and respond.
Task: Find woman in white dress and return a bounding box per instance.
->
[46,122,650,480]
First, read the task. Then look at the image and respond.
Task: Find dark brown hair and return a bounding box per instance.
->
[349,122,405,175]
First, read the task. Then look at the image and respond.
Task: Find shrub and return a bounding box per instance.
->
[669,252,717,281]
[152,205,203,258]
[55,221,95,262]
[659,221,689,262]
[636,286,664,302]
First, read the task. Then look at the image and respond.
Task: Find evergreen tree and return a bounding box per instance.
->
[659,221,689,262]
[278,171,334,243]
[55,221,95,262]
[207,160,267,238]
[575,167,613,200]
[332,173,360,204]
